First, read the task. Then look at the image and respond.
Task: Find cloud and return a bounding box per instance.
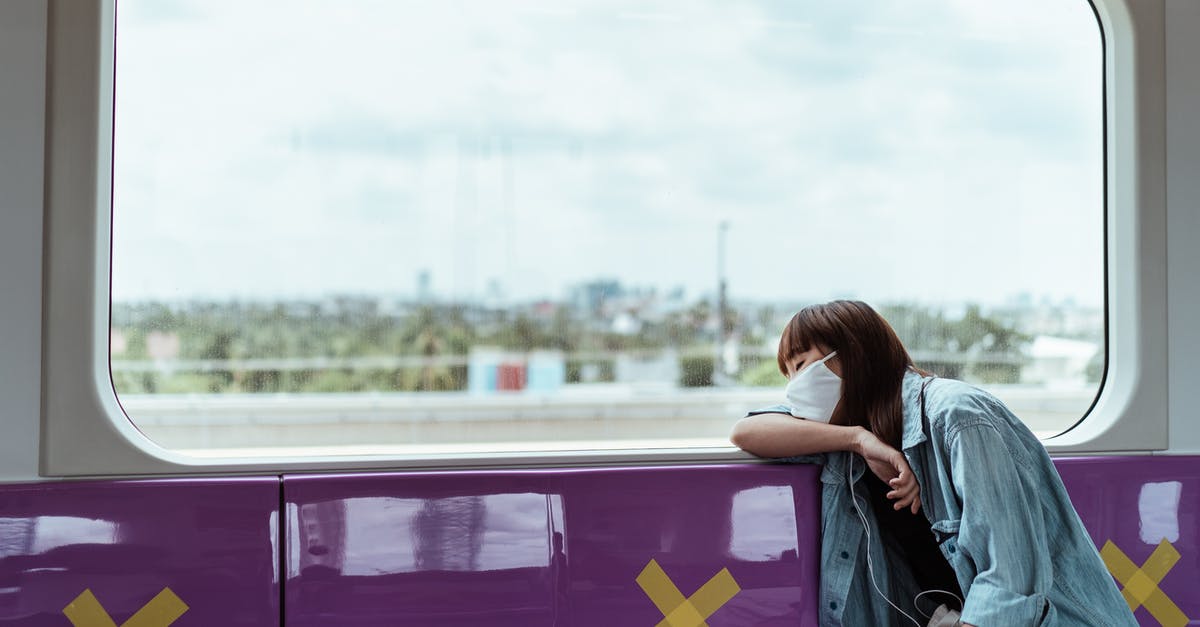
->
[112,0,1105,307]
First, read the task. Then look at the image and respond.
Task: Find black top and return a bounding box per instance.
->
[865,473,963,610]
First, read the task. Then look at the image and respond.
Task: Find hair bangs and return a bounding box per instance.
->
[776,308,828,375]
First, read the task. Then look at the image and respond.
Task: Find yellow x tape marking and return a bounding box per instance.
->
[1100,539,1188,627]
[636,559,740,627]
[63,588,189,627]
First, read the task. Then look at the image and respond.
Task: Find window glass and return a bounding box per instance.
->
[111,0,1103,455]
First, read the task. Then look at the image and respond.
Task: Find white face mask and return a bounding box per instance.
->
[785,351,842,422]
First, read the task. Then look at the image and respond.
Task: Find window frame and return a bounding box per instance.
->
[40,0,1163,477]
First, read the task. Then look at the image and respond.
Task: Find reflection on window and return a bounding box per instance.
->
[293,494,549,577]
[729,486,798,562]
[0,516,119,557]
[111,0,1103,454]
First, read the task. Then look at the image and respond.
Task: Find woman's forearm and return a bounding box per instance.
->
[730,413,866,458]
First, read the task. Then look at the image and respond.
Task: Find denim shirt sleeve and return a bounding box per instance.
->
[949,421,1054,626]
[774,453,826,465]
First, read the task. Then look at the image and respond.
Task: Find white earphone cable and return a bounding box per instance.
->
[846,454,966,626]
[847,453,923,627]
[914,589,965,620]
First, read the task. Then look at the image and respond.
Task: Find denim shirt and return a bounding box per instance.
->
[764,371,1136,626]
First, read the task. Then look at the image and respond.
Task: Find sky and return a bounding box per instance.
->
[111,0,1104,308]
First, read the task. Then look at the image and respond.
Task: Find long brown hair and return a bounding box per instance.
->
[777,300,923,449]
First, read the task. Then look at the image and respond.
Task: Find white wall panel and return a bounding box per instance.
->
[0,0,46,482]
[1166,0,1200,453]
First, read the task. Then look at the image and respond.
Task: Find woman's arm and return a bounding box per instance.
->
[730,413,921,512]
[950,423,1053,626]
[730,412,866,457]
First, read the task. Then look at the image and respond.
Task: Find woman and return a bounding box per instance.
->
[730,300,1135,626]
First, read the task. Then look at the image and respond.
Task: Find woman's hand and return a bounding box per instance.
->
[853,429,921,514]
[730,416,920,513]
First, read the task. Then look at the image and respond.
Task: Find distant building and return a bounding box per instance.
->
[145,331,180,361]
[1022,335,1101,387]
[569,279,623,315]
[110,329,128,356]
[611,311,641,335]
[615,350,679,386]
[417,269,432,302]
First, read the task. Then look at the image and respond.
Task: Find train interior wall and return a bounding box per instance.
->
[3,0,1200,626]
[0,460,1198,625]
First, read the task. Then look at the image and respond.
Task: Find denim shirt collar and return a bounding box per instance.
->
[820,370,931,485]
[900,369,931,451]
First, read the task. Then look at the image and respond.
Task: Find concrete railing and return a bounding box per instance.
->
[118,384,1098,453]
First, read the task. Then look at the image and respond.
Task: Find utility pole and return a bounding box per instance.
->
[717,220,730,386]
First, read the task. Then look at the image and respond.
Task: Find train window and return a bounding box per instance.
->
[109,0,1103,457]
